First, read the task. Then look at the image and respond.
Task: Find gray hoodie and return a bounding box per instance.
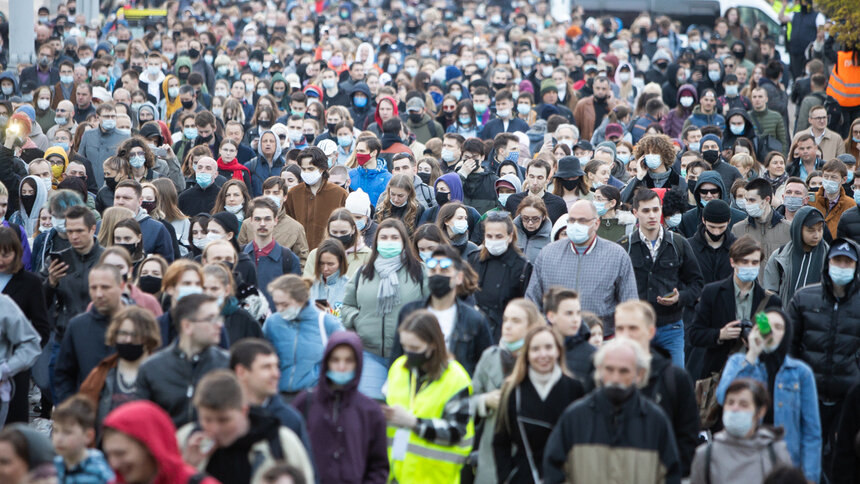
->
[689,427,792,484]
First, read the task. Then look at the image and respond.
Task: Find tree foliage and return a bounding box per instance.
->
[818,0,860,48]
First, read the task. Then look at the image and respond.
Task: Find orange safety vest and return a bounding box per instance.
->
[827,51,860,107]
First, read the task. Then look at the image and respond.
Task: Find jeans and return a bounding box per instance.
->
[653,320,685,368]
[359,351,389,401]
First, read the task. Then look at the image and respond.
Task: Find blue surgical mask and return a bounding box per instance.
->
[184,127,198,140]
[353,95,368,108]
[722,409,755,438]
[725,85,739,96]
[129,154,146,168]
[196,172,213,189]
[326,369,355,385]
[60,75,74,84]
[279,305,301,321]
[737,266,759,282]
[337,135,353,147]
[822,179,841,195]
[377,241,403,258]
[355,217,366,231]
[854,192,860,206]
[176,285,202,301]
[617,153,630,164]
[101,119,116,130]
[666,213,683,228]
[567,222,591,244]
[502,338,525,352]
[829,265,855,286]
[784,196,804,212]
[644,154,662,170]
[688,142,700,152]
[730,124,744,135]
[418,250,433,263]
[498,193,511,206]
[459,115,471,125]
[593,201,608,216]
[848,171,855,184]
[54,142,69,152]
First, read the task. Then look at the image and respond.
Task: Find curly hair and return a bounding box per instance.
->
[117,136,156,170]
[633,134,676,169]
[376,174,419,234]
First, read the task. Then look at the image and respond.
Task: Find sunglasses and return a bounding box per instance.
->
[699,188,721,195]
[425,258,453,269]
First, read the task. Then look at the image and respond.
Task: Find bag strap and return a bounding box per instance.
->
[514,387,542,484]
[705,440,713,484]
[767,441,777,465]
[753,289,774,316]
[748,111,765,136]
[318,311,328,348]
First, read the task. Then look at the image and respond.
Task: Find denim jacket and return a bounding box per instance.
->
[716,353,821,483]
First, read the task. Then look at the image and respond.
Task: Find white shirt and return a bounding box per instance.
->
[429,305,458,344]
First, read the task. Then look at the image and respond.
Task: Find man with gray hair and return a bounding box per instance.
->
[543,337,681,483]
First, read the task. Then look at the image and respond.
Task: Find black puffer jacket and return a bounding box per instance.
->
[788,237,860,402]
[468,245,531,341]
[563,324,595,383]
[836,205,860,246]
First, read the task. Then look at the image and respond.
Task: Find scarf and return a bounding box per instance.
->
[649,169,671,188]
[217,156,251,181]
[763,171,789,191]
[374,255,403,315]
[528,364,562,401]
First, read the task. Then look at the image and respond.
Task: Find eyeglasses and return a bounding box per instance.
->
[191,315,222,325]
[521,215,543,224]
[810,116,828,121]
[485,211,511,221]
[569,217,595,225]
[699,188,721,195]
[425,258,453,269]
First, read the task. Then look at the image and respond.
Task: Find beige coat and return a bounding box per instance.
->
[238,209,309,265]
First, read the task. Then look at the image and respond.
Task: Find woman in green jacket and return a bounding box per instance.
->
[341,218,427,400]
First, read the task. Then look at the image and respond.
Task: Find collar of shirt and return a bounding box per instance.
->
[733,279,751,299]
[570,236,597,255]
[638,226,664,258]
[253,239,276,261]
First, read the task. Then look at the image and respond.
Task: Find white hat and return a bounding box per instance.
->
[285,73,301,89]
[92,86,112,103]
[345,189,371,217]
[318,139,337,157]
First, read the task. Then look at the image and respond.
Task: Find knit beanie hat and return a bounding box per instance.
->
[703,199,731,223]
[211,212,240,238]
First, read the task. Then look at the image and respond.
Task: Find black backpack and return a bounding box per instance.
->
[812,92,845,135]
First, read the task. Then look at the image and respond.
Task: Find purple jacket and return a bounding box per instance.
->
[661,83,698,140]
[292,332,389,484]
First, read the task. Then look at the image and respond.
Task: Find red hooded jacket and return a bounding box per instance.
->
[103,401,221,484]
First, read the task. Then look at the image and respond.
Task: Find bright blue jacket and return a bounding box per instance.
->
[716,353,821,483]
[349,158,391,207]
[262,302,344,393]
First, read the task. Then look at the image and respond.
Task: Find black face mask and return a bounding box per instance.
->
[408,112,423,123]
[326,122,337,133]
[435,191,449,206]
[105,177,119,192]
[138,275,162,294]
[603,383,635,405]
[334,232,355,248]
[560,178,579,191]
[188,48,200,59]
[305,133,315,144]
[405,349,431,369]
[181,99,194,110]
[705,228,725,241]
[428,274,453,298]
[702,150,720,164]
[20,194,36,214]
[117,242,139,256]
[418,172,431,185]
[492,82,507,91]
[258,120,272,129]
[178,71,189,81]
[116,342,145,361]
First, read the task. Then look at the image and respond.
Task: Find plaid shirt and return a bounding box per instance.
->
[414,385,472,446]
[55,449,115,484]
[525,237,638,335]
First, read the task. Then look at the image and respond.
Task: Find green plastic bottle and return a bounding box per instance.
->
[756,312,772,336]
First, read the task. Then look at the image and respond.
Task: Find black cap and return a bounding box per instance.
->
[802,208,825,227]
[702,199,731,223]
[211,212,239,239]
[574,140,593,152]
[724,74,738,83]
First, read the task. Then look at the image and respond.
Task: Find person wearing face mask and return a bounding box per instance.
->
[715,307,822,482]
[788,239,860,477]
[283,147,349,248]
[291,331,389,484]
[715,74,753,114]
[340,219,427,399]
[404,95,444,145]
[688,236,782,382]
[622,135,689,203]
[262,271,345,400]
[544,337,681,483]
[479,89,529,141]
[201,263,262,349]
[661,63,690,110]
[690,378,793,483]
[392,245,491,377]
[698,133,743,192]
[76,103,128,185]
[810,159,856,239]
[78,306,162,425]
[660,84,698,139]
[374,174,424,236]
[348,82,375,131]
[686,199,738,290]
[493,325,585,484]
[731,178,791,259]
[467,212,530,341]
[525,200,638,337]
[572,76,617,142]
[383,310,474,483]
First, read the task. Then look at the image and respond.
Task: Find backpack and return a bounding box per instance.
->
[812,92,845,135]
[748,113,784,160]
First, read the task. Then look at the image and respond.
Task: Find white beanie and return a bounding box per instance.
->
[345,189,371,217]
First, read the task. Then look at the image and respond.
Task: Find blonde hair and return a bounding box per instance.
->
[730,153,755,174]
[267,274,312,305]
[97,206,135,248]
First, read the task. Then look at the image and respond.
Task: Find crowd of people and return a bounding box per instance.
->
[0,0,856,482]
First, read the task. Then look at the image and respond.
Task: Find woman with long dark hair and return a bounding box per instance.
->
[376,174,424,235]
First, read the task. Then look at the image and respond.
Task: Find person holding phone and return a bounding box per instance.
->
[308,239,350,314]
